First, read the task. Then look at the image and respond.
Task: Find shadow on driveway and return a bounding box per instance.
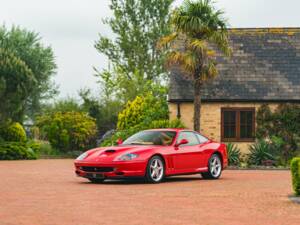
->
[78,175,207,185]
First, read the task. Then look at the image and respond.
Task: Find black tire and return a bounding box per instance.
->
[201,154,222,180]
[145,156,165,183]
[88,178,105,183]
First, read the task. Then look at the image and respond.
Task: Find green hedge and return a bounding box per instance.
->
[36,112,97,152]
[291,157,300,196]
[0,142,37,160]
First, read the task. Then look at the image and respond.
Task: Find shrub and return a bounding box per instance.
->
[26,140,41,156]
[226,143,241,166]
[101,119,185,147]
[256,104,273,138]
[38,141,56,155]
[117,93,168,130]
[148,119,185,129]
[36,112,97,152]
[248,140,275,166]
[0,142,37,160]
[291,157,300,196]
[0,122,27,142]
[256,104,300,165]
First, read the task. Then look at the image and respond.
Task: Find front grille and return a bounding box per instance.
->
[81,166,114,173]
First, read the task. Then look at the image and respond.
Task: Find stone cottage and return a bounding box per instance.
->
[168,28,300,153]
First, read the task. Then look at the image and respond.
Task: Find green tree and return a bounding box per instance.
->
[41,97,83,115]
[0,48,36,124]
[79,88,122,133]
[0,25,57,120]
[160,0,231,131]
[95,0,174,102]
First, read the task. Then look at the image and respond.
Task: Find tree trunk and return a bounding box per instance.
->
[193,72,202,132]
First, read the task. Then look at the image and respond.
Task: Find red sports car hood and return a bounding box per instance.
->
[81,145,159,163]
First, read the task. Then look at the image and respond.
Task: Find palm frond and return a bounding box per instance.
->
[182,51,197,73]
[188,39,207,53]
[206,50,216,57]
[208,30,232,57]
[166,50,197,75]
[157,32,178,49]
[166,51,185,67]
[201,60,218,80]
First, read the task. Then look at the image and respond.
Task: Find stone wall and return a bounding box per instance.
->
[169,102,279,153]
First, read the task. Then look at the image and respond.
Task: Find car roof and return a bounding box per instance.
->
[145,128,194,132]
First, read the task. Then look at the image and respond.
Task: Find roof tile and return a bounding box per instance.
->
[169,28,300,102]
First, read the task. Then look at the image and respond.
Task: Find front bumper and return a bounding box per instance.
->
[74,160,147,179]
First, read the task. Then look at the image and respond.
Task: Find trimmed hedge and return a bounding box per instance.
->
[0,142,37,160]
[291,157,300,196]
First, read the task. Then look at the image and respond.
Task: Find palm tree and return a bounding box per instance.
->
[159,0,231,132]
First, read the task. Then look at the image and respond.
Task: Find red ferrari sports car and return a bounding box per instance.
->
[74,129,227,183]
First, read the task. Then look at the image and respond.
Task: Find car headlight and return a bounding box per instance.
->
[117,153,138,161]
[76,152,88,160]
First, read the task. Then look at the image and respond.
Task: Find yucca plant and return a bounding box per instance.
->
[159,0,231,132]
[226,143,241,166]
[248,140,275,166]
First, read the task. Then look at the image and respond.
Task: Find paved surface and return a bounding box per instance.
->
[0,160,299,225]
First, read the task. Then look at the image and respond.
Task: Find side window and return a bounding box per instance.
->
[177,132,199,146]
[196,133,208,144]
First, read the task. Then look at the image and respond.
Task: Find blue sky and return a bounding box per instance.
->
[0,0,299,98]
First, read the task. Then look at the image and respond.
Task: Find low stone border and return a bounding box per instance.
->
[228,166,289,170]
[288,195,300,204]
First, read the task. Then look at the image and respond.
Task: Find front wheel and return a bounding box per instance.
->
[145,156,165,183]
[201,154,222,179]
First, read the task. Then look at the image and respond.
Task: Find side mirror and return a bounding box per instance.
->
[117,138,123,145]
[175,139,188,147]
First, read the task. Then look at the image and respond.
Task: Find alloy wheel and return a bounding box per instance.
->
[150,158,164,182]
[210,156,221,178]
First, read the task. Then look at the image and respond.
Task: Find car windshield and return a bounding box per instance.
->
[122,131,177,146]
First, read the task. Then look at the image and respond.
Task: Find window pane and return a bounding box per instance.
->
[177,132,199,146]
[223,111,236,138]
[123,131,176,146]
[196,133,208,143]
[240,111,253,139]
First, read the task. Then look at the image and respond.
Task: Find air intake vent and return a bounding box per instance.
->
[81,167,114,172]
[105,149,116,153]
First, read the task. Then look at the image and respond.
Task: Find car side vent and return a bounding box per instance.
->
[105,149,116,153]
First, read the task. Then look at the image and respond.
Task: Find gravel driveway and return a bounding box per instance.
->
[0,159,299,225]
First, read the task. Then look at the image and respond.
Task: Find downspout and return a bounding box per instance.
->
[176,103,181,119]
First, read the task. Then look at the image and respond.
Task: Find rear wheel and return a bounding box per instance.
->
[145,156,165,183]
[88,178,105,183]
[201,154,222,179]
